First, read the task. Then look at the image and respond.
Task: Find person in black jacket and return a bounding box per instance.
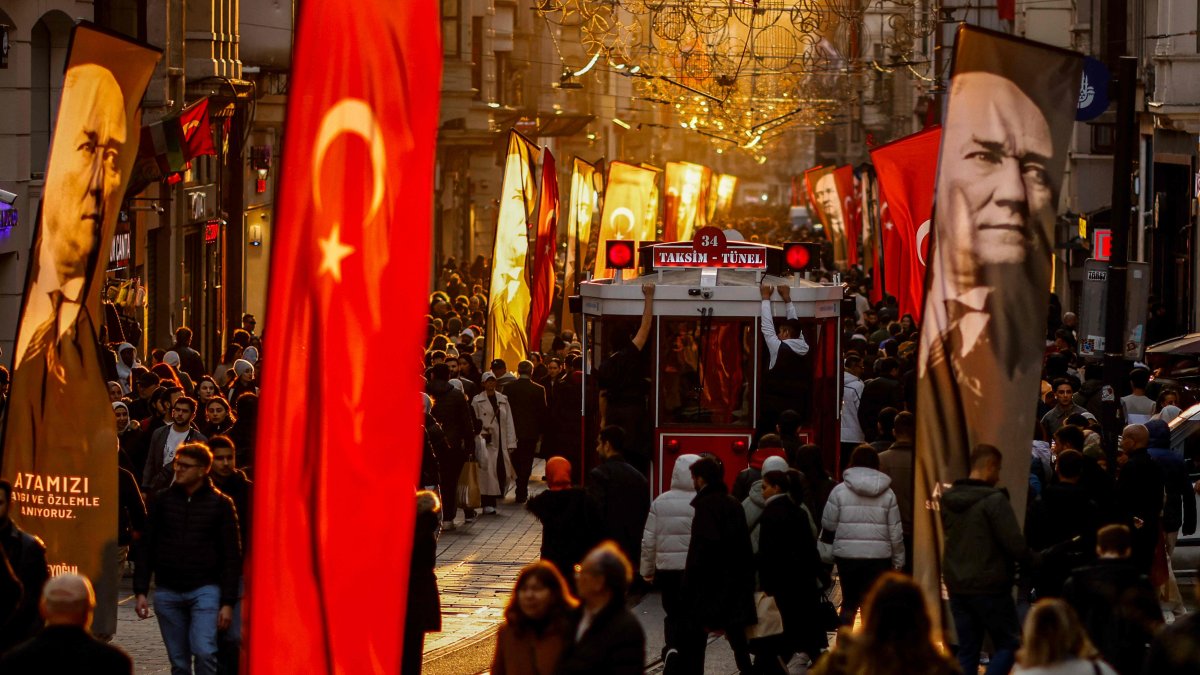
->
[857,358,904,443]
[528,457,605,591]
[402,491,443,675]
[557,542,645,675]
[427,364,479,528]
[587,426,651,574]
[0,480,48,653]
[683,455,757,673]
[504,361,547,503]
[1025,449,1099,598]
[208,435,251,675]
[757,469,827,665]
[1115,424,1165,574]
[0,573,131,674]
[134,442,242,675]
[1063,524,1162,675]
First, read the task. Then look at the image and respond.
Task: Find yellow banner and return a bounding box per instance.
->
[665,161,707,242]
[715,174,738,220]
[561,158,597,334]
[487,131,539,366]
[594,162,659,278]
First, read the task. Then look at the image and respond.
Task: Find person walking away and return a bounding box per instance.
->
[683,455,757,673]
[558,542,646,675]
[402,491,443,675]
[491,561,578,675]
[0,573,132,674]
[0,480,49,652]
[840,355,866,474]
[1063,524,1162,675]
[640,453,701,669]
[858,358,904,443]
[1013,599,1118,675]
[743,455,793,553]
[1025,450,1099,599]
[1120,368,1155,426]
[757,469,828,668]
[528,457,605,589]
[504,360,547,503]
[170,326,208,383]
[134,443,241,675]
[471,372,517,514]
[587,426,651,576]
[878,410,916,573]
[1145,417,1196,616]
[758,284,810,437]
[597,284,655,476]
[793,444,835,529]
[1114,424,1165,575]
[940,444,1035,675]
[810,572,958,675]
[819,445,904,625]
[733,434,788,503]
[427,363,479,527]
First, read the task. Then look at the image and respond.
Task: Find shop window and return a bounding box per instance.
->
[658,318,753,426]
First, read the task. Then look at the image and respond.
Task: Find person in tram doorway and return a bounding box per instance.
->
[472,371,517,514]
[597,283,655,477]
[758,284,810,438]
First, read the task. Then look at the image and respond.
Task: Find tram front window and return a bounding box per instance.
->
[659,318,753,426]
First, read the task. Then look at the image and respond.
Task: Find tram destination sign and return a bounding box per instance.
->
[651,227,769,270]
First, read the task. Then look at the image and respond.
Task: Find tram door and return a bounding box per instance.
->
[582,315,652,483]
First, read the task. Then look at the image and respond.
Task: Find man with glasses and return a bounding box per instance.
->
[142,396,207,492]
[558,542,645,674]
[135,442,242,675]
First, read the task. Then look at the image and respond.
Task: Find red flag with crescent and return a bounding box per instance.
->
[180,97,216,160]
[529,148,559,345]
[244,0,441,671]
[833,165,859,266]
[869,126,940,321]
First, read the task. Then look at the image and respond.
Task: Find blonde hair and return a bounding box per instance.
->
[1017,599,1097,667]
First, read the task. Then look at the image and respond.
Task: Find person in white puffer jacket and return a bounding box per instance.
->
[820,444,904,626]
[640,453,700,667]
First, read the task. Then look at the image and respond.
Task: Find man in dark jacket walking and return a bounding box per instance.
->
[170,326,208,383]
[1115,424,1165,574]
[857,357,904,442]
[427,363,479,527]
[878,410,915,571]
[587,426,651,572]
[135,443,242,675]
[940,444,1033,675]
[504,360,547,503]
[683,455,756,673]
[0,480,49,652]
[558,542,646,675]
[208,435,251,675]
[1025,449,1099,598]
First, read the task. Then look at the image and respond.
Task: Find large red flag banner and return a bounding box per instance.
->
[529,148,559,346]
[594,162,659,278]
[870,126,940,321]
[1,23,159,638]
[487,131,539,368]
[833,165,859,267]
[913,25,1081,635]
[244,0,441,670]
[805,165,848,268]
[561,157,597,335]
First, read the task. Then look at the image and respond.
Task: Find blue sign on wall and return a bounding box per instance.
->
[1077,56,1110,121]
[0,204,17,233]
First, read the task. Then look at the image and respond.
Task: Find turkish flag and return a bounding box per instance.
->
[180,97,216,160]
[244,0,440,672]
[833,165,858,267]
[869,126,940,322]
[529,149,559,345]
[998,0,1016,21]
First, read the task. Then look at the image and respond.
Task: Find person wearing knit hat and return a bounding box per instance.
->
[227,359,258,402]
[527,457,604,589]
[743,454,794,553]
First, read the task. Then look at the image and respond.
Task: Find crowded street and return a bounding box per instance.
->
[2,0,1200,674]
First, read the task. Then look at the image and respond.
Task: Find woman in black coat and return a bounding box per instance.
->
[758,469,829,663]
[526,457,605,591]
[401,491,443,675]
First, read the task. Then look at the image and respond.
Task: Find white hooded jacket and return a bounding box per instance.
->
[821,466,904,568]
[640,454,700,576]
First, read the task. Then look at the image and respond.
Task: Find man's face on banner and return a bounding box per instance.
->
[815,174,842,228]
[43,64,127,284]
[940,72,1054,282]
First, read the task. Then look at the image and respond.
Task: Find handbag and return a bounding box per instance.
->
[456,456,482,510]
[745,591,785,640]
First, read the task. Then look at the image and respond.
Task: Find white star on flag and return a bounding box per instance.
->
[318,224,355,282]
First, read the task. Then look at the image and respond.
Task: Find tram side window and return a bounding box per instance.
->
[659,318,752,426]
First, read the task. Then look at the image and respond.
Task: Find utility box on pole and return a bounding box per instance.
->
[1079,259,1150,362]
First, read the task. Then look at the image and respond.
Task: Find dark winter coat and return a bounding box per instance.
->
[1063,558,1162,675]
[684,482,757,629]
[1143,611,1200,675]
[758,493,826,654]
[1116,449,1166,572]
[587,456,650,567]
[527,488,605,583]
[427,379,477,459]
[0,625,132,675]
[1148,446,1197,536]
[557,601,646,675]
[405,507,442,634]
[117,467,147,548]
[857,375,903,441]
[940,479,1031,595]
[211,469,253,554]
[1025,482,1099,598]
[135,480,242,606]
[503,377,547,442]
[0,523,48,651]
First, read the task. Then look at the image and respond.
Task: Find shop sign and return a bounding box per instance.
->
[205,219,221,244]
[108,231,130,269]
[651,227,768,270]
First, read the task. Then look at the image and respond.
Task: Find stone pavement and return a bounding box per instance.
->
[111,578,171,673]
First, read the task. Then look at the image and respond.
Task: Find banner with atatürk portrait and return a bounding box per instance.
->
[593,161,658,279]
[488,130,540,368]
[1,23,159,637]
[913,24,1081,632]
[804,165,848,268]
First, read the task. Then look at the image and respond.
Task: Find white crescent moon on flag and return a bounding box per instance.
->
[312,98,387,224]
[610,207,635,237]
[916,219,931,265]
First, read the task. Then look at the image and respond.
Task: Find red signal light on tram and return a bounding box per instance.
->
[783,242,820,273]
[665,438,681,455]
[606,240,636,269]
[732,440,748,455]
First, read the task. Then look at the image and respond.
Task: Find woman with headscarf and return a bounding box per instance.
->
[107,381,127,404]
[112,401,142,475]
[527,457,605,589]
[114,343,141,394]
[471,372,517,515]
[227,359,258,402]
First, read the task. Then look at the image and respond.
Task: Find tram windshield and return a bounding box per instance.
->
[658,317,753,426]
